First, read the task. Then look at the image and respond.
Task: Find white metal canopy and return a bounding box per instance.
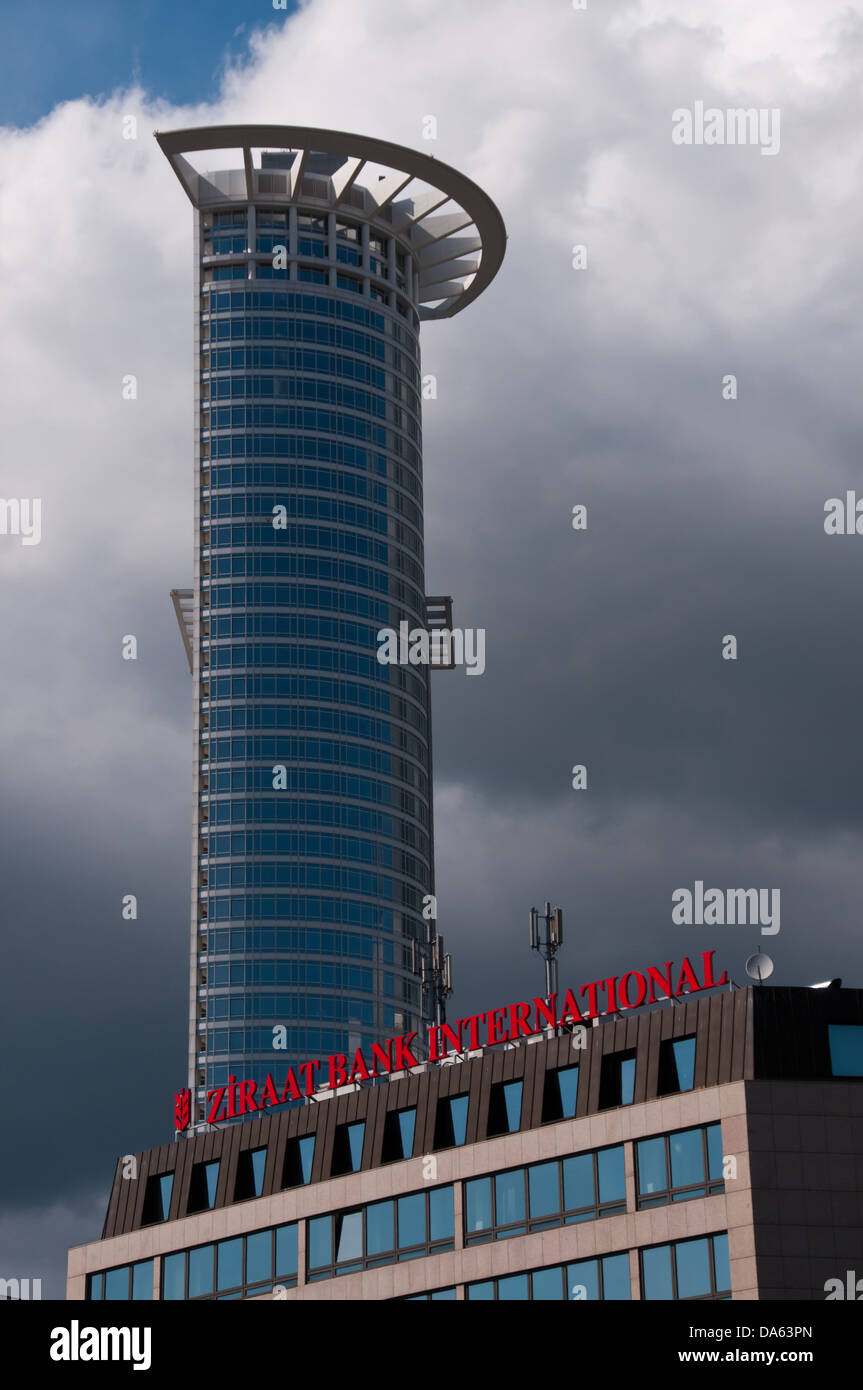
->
[155,124,506,320]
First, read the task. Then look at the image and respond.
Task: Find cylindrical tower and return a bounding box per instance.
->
[158,126,505,1124]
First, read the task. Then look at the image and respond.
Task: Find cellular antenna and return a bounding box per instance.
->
[529,901,564,1001]
[411,926,453,1030]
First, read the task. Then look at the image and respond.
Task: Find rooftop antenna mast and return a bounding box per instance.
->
[412,924,453,1030]
[530,902,564,1000]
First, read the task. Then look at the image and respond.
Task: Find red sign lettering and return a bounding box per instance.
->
[175,952,726,1129]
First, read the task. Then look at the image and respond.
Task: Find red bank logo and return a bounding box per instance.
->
[174,1089,191,1133]
[174,950,727,1130]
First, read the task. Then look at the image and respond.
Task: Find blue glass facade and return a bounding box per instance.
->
[191,203,432,1112]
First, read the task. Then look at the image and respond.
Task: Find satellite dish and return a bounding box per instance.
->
[745,952,774,983]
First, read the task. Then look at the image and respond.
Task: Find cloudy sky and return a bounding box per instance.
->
[2,0,863,1296]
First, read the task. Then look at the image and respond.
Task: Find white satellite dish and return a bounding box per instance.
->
[745,952,774,983]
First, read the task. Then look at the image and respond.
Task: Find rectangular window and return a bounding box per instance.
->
[234,1146,267,1201]
[216,1238,243,1292]
[298,212,327,234]
[245,1230,272,1287]
[130,1261,153,1300]
[334,1211,363,1271]
[161,1253,185,1301]
[331,1121,365,1176]
[487,1080,523,1137]
[541,1065,579,1122]
[658,1037,696,1095]
[141,1172,174,1224]
[381,1107,416,1162]
[282,1134,315,1188]
[641,1233,731,1300]
[828,1024,863,1076]
[464,1144,626,1246]
[366,1200,394,1258]
[636,1124,724,1209]
[187,1160,220,1214]
[433,1094,469,1150]
[397,1192,425,1249]
[188,1245,215,1298]
[274,1223,298,1284]
[599,1050,637,1109]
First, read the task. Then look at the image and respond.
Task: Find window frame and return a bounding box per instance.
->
[306,1184,455,1282]
[463,1143,627,1246]
[160,1222,298,1300]
[635,1123,724,1210]
[639,1232,731,1301]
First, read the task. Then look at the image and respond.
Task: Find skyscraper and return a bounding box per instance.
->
[158,125,505,1124]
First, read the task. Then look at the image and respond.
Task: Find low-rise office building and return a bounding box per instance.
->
[67,984,863,1301]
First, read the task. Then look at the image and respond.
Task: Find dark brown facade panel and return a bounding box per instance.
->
[165,1141,184,1222]
[310,1096,335,1184]
[693,995,711,1090]
[628,1014,647,1106]
[525,1039,545,1129]
[102,1166,121,1240]
[659,1003,674,1041]
[743,986,755,1078]
[490,1045,508,1093]
[644,1008,665,1101]
[705,993,724,1087]
[730,985,748,1083]
[466,1055,486,1145]
[587,1025,608,1115]
[267,1117,289,1198]
[716,993,734,1087]
[297,1101,315,1140]
[417,1061,441,1155]
[217,1122,241,1207]
[682,997,701,1038]
[502,1044,519,1083]
[114,1159,134,1239]
[261,1121,280,1198]
[363,1084,386,1169]
[437,1059,455,1100]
